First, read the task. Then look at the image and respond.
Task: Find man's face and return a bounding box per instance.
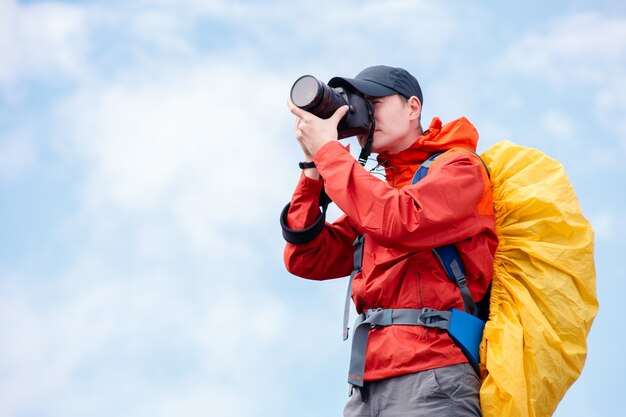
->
[358,94,417,154]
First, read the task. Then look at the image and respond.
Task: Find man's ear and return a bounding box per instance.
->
[408,96,421,121]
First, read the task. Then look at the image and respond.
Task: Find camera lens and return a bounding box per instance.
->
[291,75,321,108]
[290,75,347,119]
[290,74,372,139]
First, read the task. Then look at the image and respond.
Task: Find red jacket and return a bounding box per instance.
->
[284,117,497,381]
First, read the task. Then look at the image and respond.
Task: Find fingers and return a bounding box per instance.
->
[287,98,309,119]
[330,105,350,123]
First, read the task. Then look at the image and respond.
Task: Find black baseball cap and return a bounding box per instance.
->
[328,65,423,104]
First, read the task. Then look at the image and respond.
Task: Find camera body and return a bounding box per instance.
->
[290,75,372,139]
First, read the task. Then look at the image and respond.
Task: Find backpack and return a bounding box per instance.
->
[345,140,597,415]
[477,141,598,416]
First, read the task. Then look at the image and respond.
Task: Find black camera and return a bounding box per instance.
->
[290,75,372,139]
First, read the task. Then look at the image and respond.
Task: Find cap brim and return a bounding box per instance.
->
[328,76,397,97]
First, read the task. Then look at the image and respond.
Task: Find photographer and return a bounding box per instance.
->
[281,65,497,416]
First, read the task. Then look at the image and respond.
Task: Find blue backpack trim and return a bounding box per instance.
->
[448,308,485,371]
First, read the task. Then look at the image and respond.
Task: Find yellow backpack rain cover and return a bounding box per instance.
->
[478,141,598,417]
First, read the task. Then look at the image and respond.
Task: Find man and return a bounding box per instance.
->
[282,65,497,416]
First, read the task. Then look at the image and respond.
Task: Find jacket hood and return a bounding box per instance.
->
[376,117,479,187]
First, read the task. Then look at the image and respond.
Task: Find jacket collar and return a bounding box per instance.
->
[376,117,479,188]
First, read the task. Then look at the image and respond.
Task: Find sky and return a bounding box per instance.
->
[0,0,625,416]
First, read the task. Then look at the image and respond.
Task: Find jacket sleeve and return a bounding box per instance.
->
[282,172,360,280]
[313,142,490,252]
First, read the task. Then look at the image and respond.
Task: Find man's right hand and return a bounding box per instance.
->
[288,99,349,158]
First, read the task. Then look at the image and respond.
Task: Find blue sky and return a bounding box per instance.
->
[1,0,625,416]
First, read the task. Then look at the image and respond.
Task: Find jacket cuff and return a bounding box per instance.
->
[298,171,324,193]
[280,171,329,245]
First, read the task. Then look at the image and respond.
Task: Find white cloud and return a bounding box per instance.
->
[0,14,346,411]
[594,77,626,148]
[542,109,576,140]
[0,0,464,92]
[114,0,460,76]
[498,13,626,84]
[495,13,626,166]
[589,209,622,241]
[1,3,341,415]
[0,261,344,417]
[53,59,296,262]
[0,0,89,86]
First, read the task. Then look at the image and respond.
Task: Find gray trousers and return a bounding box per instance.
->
[343,363,482,417]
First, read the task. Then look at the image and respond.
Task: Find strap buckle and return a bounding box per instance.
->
[364,308,393,328]
[417,308,451,330]
[417,308,437,326]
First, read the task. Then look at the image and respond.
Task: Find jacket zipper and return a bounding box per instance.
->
[417,271,424,307]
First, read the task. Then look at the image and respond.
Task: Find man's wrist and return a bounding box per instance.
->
[299,160,320,180]
[299,161,316,169]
